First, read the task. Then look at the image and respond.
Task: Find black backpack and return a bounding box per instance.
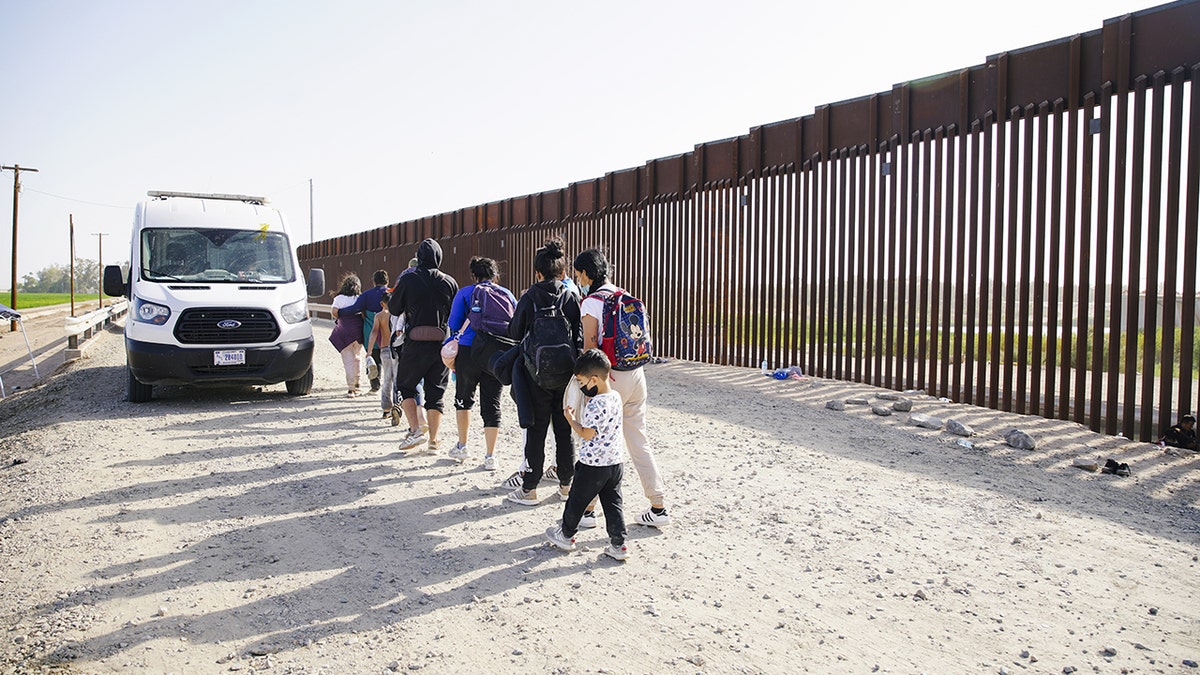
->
[521,290,577,390]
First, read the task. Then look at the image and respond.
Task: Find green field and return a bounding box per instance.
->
[1,292,102,310]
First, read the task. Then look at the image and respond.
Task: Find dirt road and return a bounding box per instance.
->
[1,316,1199,673]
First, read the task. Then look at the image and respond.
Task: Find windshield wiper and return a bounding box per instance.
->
[143,268,184,281]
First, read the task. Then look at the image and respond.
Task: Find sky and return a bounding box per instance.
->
[0,0,1150,285]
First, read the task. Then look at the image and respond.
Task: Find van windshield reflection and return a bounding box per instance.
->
[140,228,295,283]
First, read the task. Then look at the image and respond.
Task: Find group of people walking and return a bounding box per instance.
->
[328,237,670,561]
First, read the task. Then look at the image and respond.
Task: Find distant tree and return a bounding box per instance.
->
[18,258,121,294]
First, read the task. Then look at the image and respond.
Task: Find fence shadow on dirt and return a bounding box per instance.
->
[645,361,1200,540]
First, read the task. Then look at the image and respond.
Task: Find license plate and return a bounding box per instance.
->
[213,349,246,366]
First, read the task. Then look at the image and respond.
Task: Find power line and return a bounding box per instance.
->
[23,187,131,209]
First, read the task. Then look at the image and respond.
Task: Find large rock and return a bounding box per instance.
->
[876,392,901,401]
[825,400,846,411]
[946,419,975,437]
[910,414,944,430]
[1004,429,1036,450]
[871,405,893,416]
[892,398,914,412]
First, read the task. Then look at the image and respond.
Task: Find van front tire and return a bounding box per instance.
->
[128,367,153,403]
[285,365,313,396]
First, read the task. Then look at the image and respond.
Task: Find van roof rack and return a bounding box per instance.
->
[147,190,269,204]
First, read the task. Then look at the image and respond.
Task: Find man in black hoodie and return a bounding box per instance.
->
[388,239,459,453]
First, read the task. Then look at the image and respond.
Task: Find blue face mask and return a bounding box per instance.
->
[580,284,590,296]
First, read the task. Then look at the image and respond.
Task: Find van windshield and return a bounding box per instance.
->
[141,228,296,283]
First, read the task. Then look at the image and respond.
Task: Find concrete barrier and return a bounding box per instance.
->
[64,300,129,360]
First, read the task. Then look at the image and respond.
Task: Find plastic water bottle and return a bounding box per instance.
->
[760,359,770,376]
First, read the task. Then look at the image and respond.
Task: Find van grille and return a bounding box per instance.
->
[174,308,280,345]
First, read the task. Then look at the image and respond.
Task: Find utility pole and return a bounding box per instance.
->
[309,178,314,244]
[70,215,76,317]
[2,164,39,331]
[92,232,107,310]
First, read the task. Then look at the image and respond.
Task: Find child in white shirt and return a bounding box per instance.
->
[545,349,629,560]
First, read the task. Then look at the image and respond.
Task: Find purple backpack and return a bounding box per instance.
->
[468,282,516,337]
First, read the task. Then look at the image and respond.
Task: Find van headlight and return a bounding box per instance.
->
[281,299,308,324]
[134,297,171,325]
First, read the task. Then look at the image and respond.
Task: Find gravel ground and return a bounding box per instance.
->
[2,316,1199,674]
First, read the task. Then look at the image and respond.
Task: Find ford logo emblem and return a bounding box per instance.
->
[217,320,242,330]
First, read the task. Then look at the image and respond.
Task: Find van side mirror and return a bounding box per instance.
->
[306,268,325,298]
[103,265,128,297]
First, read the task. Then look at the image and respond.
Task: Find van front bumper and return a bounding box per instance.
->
[126,337,314,386]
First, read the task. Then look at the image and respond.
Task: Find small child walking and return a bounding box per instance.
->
[365,293,395,418]
[545,349,629,561]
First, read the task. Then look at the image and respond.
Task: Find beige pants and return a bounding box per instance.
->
[610,366,665,506]
[340,343,362,391]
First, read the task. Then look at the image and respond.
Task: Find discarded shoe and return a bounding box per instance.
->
[1101,459,1132,477]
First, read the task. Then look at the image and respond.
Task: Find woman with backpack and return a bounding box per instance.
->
[573,248,671,528]
[443,256,517,471]
[504,237,583,505]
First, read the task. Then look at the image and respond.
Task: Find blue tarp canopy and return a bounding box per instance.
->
[0,303,20,321]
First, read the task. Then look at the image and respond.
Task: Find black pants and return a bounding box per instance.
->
[561,462,625,546]
[395,341,448,413]
[520,382,575,491]
[454,343,502,427]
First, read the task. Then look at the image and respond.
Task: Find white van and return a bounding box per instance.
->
[104,191,325,402]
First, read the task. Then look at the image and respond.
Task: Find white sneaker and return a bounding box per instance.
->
[398,428,426,451]
[482,455,497,471]
[506,488,538,506]
[366,356,379,380]
[448,442,469,462]
[603,543,630,561]
[545,526,576,552]
[578,510,598,529]
[501,471,525,490]
[637,508,671,528]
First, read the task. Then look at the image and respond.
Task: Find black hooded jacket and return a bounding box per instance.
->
[388,239,458,332]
